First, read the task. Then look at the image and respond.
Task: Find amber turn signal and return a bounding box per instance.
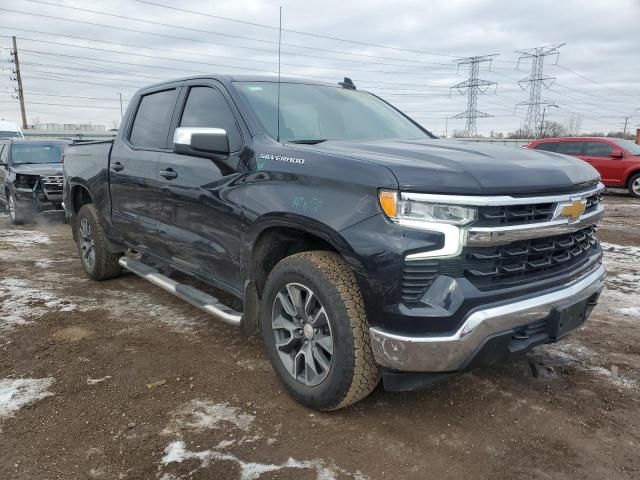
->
[378,190,398,218]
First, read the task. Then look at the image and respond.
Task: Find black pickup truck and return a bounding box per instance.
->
[63,75,605,410]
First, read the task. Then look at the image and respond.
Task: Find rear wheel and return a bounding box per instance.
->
[260,251,380,410]
[74,204,122,280]
[628,173,640,198]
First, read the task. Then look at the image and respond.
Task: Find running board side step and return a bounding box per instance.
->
[118,257,242,326]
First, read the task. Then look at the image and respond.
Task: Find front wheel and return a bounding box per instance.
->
[628,173,640,198]
[7,192,28,225]
[73,204,122,280]
[260,251,380,411]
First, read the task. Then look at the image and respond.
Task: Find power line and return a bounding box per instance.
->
[129,0,461,58]
[0,99,121,109]
[8,2,462,67]
[556,65,640,99]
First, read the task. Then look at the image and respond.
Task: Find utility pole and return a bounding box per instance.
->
[515,44,564,138]
[10,36,28,130]
[623,116,629,137]
[450,54,498,137]
[539,104,558,138]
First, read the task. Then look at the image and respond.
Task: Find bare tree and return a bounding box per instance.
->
[540,121,566,138]
[564,114,583,136]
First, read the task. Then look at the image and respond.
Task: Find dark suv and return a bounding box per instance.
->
[526,137,640,197]
[0,139,69,224]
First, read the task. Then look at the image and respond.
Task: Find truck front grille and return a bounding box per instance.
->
[462,226,599,289]
[401,226,601,303]
[41,175,64,194]
[476,192,602,227]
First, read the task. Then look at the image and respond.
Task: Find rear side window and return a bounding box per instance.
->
[533,142,559,152]
[129,89,178,149]
[179,86,242,152]
[585,141,614,157]
[556,141,584,155]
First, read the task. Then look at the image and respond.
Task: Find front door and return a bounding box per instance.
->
[109,87,179,251]
[582,141,621,185]
[156,83,245,294]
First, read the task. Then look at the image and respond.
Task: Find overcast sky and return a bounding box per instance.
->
[0,0,639,136]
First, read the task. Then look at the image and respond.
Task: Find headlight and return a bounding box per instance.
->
[379,190,476,226]
[14,174,39,189]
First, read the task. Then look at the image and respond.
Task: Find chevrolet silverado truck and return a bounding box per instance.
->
[63,75,605,410]
[1,138,68,224]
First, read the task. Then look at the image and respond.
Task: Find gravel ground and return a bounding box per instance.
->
[0,194,639,480]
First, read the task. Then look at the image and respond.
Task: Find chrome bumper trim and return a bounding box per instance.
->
[466,205,604,246]
[369,264,605,372]
[401,183,604,207]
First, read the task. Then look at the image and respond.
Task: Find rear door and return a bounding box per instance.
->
[583,141,622,185]
[109,86,180,251]
[156,81,246,293]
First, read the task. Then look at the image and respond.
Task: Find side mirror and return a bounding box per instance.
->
[173,127,230,156]
[610,149,624,158]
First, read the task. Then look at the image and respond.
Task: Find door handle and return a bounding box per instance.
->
[160,168,178,180]
[111,162,124,172]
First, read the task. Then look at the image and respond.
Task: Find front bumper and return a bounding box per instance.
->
[14,187,63,212]
[369,264,605,372]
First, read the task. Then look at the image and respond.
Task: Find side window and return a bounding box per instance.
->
[129,89,178,149]
[0,143,7,163]
[179,86,242,152]
[556,141,584,156]
[534,142,559,152]
[585,141,614,157]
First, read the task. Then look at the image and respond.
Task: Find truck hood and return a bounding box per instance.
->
[11,163,63,176]
[303,139,600,195]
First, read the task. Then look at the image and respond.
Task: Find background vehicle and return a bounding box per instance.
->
[0,138,68,224]
[0,120,25,139]
[63,75,605,410]
[527,137,640,197]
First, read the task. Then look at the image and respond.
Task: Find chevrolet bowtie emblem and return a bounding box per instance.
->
[560,199,587,221]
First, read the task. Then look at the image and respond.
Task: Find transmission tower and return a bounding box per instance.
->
[515,44,564,137]
[450,55,498,137]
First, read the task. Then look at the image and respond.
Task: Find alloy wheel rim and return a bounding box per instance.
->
[271,282,334,387]
[8,195,15,220]
[633,178,640,196]
[79,218,96,269]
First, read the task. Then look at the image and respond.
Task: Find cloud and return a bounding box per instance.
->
[0,0,638,135]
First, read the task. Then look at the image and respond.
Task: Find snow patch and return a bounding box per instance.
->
[87,376,112,385]
[618,307,640,317]
[0,229,50,246]
[161,440,367,480]
[0,278,79,331]
[0,378,55,418]
[540,342,638,390]
[162,400,254,435]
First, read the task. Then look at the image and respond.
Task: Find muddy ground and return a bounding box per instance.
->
[0,194,639,480]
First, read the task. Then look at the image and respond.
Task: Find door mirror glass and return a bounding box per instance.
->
[173,127,230,156]
[610,149,624,159]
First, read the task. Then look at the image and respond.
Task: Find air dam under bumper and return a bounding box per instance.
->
[369,264,605,372]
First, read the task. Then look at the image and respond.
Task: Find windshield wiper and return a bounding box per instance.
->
[287,139,328,145]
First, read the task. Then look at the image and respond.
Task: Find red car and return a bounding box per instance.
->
[526,137,640,198]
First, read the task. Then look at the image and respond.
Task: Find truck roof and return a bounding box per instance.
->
[138,74,341,92]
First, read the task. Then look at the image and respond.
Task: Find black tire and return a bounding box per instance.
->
[7,192,28,225]
[628,173,640,198]
[74,204,122,281]
[260,251,380,411]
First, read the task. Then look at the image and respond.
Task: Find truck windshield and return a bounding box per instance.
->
[0,131,22,138]
[11,143,65,165]
[610,138,640,156]
[234,82,433,143]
